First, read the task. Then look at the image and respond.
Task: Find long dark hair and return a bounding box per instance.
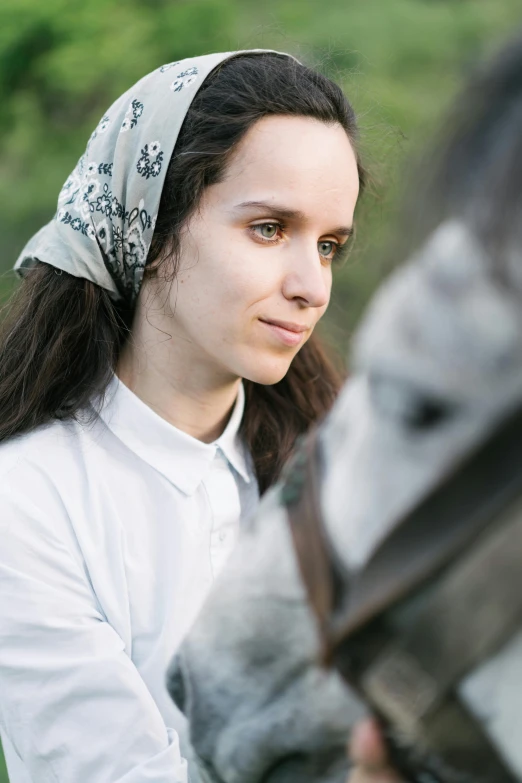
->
[0,53,364,493]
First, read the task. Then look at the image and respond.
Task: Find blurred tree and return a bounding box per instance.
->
[1,0,521,347]
[1,2,522,779]
[0,0,241,267]
[1,0,522,345]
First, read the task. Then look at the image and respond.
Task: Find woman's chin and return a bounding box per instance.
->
[242,359,295,386]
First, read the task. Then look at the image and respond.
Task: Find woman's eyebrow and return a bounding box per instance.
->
[234,200,305,221]
[234,200,354,236]
[333,226,354,239]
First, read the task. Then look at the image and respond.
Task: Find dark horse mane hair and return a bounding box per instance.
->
[394,32,522,292]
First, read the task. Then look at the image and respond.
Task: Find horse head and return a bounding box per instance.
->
[168,220,522,782]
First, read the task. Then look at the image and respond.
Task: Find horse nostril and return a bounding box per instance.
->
[167,654,187,714]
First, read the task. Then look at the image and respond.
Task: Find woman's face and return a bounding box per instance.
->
[151,114,359,386]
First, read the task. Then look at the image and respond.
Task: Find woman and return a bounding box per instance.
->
[0,51,362,782]
[347,30,522,783]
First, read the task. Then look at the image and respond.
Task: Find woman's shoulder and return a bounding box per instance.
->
[0,415,118,550]
[0,418,109,589]
[0,415,101,490]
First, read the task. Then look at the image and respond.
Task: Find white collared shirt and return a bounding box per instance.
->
[0,378,258,783]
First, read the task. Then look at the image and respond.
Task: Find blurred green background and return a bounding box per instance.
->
[1,0,522,779]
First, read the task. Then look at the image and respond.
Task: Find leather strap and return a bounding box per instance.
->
[282,429,337,640]
[281,404,522,781]
[354,494,522,782]
[364,492,522,720]
[331,400,522,646]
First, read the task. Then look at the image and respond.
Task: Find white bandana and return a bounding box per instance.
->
[14,50,292,303]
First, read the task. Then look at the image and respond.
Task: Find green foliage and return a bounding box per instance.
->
[1,2,522,775]
[0,741,6,783]
[0,0,240,262]
[1,0,522,347]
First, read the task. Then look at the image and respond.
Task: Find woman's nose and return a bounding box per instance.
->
[282,244,331,308]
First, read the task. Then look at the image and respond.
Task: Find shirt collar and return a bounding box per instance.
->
[214,382,252,482]
[96,377,252,495]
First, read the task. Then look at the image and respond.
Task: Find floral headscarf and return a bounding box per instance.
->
[14,50,290,304]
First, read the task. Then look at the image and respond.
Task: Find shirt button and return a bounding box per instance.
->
[218,531,226,542]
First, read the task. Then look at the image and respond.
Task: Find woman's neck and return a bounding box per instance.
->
[117,340,242,444]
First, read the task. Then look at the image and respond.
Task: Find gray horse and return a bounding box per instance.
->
[167,219,522,783]
[167,33,522,782]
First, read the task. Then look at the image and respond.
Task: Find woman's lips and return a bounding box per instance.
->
[259,318,309,347]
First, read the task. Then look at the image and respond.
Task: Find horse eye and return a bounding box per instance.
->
[405,396,455,430]
[369,373,456,431]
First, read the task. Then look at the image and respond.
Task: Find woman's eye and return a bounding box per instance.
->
[253,223,280,240]
[318,240,338,260]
